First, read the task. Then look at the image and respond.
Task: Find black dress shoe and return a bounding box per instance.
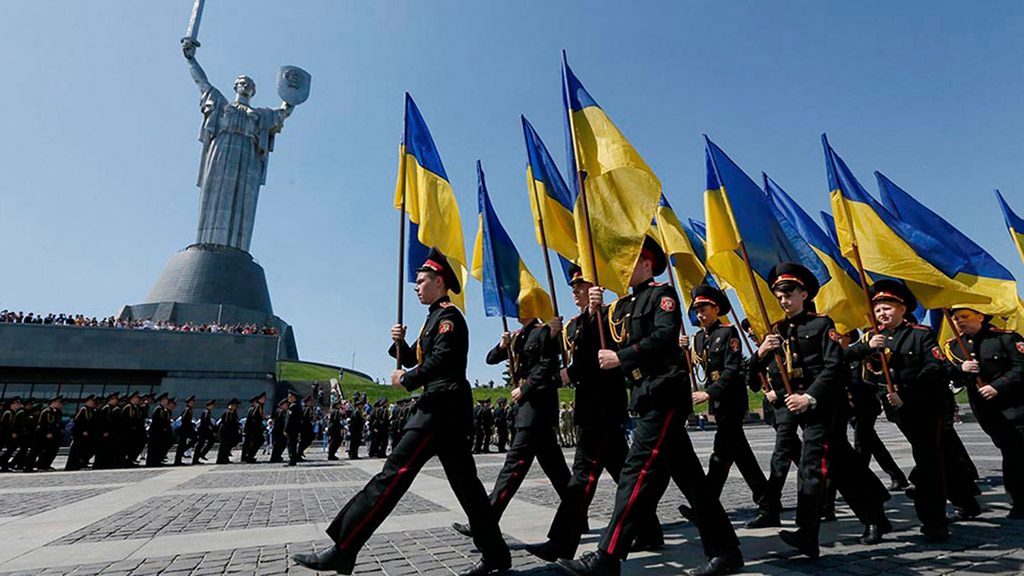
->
[920,524,948,542]
[678,504,694,522]
[629,533,664,553]
[328,455,339,460]
[557,551,620,576]
[820,509,837,522]
[458,557,511,576]
[690,548,744,576]
[292,546,355,574]
[525,541,565,563]
[780,529,819,560]
[452,522,473,537]
[745,511,780,529]
[889,476,910,491]
[946,505,981,524]
[859,518,892,545]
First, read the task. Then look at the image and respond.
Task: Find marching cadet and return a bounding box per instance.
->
[452,305,570,538]
[369,399,390,458]
[216,397,242,464]
[26,396,64,472]
[242,392,267,463]
[841,330,908,491]
[328,400,345,460]
[285,390,304,465]
[293,247,511,576]
[753,263,891,558]
[744,320,803,529]
[130,393,151,465]
[683,285,767,508]
[174,395,196,466]
[559,238,742,576]
[66,394,97,470]
[347,400,364,460]
[94,392,120,470]
[847,280,981,542]
[146,393,174,467]
[493,398,509,452]
[474,399,493,454]
[193,399,217,464]
[0,397,19,472]
[0,397,25,472]
[269,398,290,463]
[299,395,316,457]
[525,263,664,563]
[118,391,141,467]
[944,304,1024,519]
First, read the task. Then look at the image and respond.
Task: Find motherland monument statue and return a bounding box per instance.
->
[119,0,310,360]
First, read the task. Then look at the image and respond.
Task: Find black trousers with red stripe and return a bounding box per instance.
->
[793,407,889,541]
[705,411,767,504]
[546,425,662,557]
[900,408,979,530]
[598,407,739,560]
[489,425,570,519]
[326,426,510,565]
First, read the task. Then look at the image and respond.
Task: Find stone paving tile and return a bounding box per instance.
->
[0,469,167,489]
[174,468,371,490]
[3,530,562,576]
[49,487,447,545]
[0,488,106,516]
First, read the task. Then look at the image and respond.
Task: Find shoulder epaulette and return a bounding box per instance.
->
[439,301,454,308]
[910,324,932,331]
[990,327,1014,334]
[650,281,668,287]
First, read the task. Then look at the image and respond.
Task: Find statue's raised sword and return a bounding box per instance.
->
[183,0,205,46]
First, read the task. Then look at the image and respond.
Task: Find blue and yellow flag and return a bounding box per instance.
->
[877,173,1018,319]
[765,175,868,333]
[652,194,708,299]
[471,162,554,321]
[562,53,662,296]
[521,116,578,280]
[823,134,986,310]
[997,190,1024,267]
[703,137,822,337]
[395,93,468,310]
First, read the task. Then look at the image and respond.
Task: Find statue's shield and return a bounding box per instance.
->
[277,66,311,105]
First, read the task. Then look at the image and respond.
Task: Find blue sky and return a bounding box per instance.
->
[4,1,1024,385]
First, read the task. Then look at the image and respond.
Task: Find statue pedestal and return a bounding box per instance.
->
[120,243,297,360]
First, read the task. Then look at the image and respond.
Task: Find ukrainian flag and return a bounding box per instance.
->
[562,53,661,296]
[395,93,468,310]
[521,116,578,279]
[703,137,822,337]
[877,173,1018,320]
[653,194,708,299]
[765,175,868,333]
[996,190,1024,270]
[471,162,554,321]
[823,134,986,310]
[679,218,722,326]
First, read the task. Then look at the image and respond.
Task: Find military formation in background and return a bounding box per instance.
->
[0,386,430,472]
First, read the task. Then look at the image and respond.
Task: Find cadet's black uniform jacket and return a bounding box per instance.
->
[607,279,690,415]
[218,408,240,443]
[390,296,475,432]
[285,403,303,437]
[848,321,946,414]
[150,405,173,445]
[196,408,214,439]
[564,309,627,429]
[754,311,846,409]
[486,320,560,429]
[694,320,746,415]
[178,406,195,441]
[246,404,264,437]
[944,325,1024,412]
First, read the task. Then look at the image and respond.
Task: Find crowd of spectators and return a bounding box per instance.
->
[0,310,279,336]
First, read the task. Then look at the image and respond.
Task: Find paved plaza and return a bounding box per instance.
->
[0,421,1021,575]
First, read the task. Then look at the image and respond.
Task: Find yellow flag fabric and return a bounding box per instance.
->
[563,59,661,296]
